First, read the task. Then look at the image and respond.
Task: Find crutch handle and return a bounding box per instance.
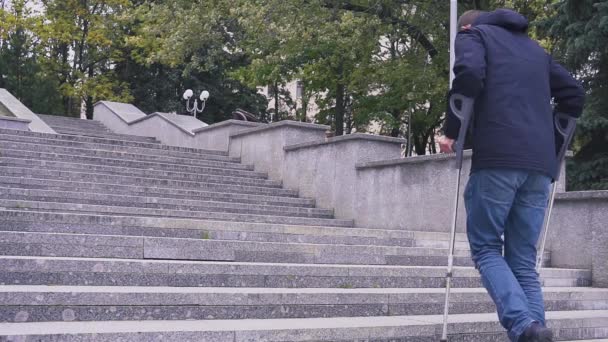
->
[449,94,475,169]
[554,113,577,178]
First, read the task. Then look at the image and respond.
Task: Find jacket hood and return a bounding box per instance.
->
[475,9,529,32]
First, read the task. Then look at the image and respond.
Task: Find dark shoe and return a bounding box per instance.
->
[518,322,554,342]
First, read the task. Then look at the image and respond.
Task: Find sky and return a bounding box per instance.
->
[2,0,43,14]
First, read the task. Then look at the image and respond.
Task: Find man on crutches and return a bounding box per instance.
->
[438,9,585,342]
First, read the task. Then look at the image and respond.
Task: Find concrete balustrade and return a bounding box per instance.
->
[353,152,568,232]
[283,134,404,220]
[192,120,263,151]
[0,115,31,131]
[94,101,262,151]
[0,88,55,133]
[228,121,330,181]
[354,152,472,232]
[550,191,608,287]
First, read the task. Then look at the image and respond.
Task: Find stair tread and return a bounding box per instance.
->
[0,255,587,276]
[0,310,607,335]
[1,285,605,294]
[0,131,229,156]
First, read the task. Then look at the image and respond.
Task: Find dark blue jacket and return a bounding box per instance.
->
[444,9,585,179]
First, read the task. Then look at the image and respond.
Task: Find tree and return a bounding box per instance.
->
[541,0,608,190]
[0,0,63,114]
[35,0,133,118]
[344,1,451,154]
[125,0,268,123]
[235,0,451,144]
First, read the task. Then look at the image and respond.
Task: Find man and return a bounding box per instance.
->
[439,9,585,342]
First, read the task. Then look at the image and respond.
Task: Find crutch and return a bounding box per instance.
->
[440,93,475,342]
[535,113,578,273]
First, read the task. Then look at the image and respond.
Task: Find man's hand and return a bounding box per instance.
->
[439,136,455,153]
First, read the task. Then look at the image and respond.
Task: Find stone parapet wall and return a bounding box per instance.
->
[0,88,55,133]
[94,101,262,151]
[228,121,330,181]
[0,116,31,131]
[551,191,608,287]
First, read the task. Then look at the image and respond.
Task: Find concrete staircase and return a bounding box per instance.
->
[0,117,607,341]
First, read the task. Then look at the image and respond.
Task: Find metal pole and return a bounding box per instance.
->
[536,113,577,272]
[441,4,458,340]
[440,165,462,342]
[536,182,557,273]
[450,0,457,86]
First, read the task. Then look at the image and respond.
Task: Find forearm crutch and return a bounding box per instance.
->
[535,113,577,273]
[440,93,475,342]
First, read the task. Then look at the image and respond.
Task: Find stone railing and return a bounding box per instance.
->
[0,116,31,131]
[228,124,607,286]
[0,88,55,133]
[228,121,330,181]
[283,134,405,220]
[550,191,608,287]
[94,101,263,151]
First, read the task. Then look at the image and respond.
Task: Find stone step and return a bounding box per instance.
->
[54,128,160,143]
[0,231,542,267]
[0,131,229,160]
[48,121,111,129]
[0,200,353,227]
[56,129,158,142]
[0,138,240,167]
[0,187,333,219]
[50,125,112,134]
[1,310,607,341]
[37,115,105,124]
[37,115,106,126]
[36,115,111,130]
[0,138,242,165]
[1,153,265,180]
[47,125,112,134]
[0,168,298,197]
[1,286,607,323]
[0,216,551,264]
[0,128,227,156]
[0,178,313,208]
[0,210,470,249]
[0,256,590,288]
[0,163,282,189]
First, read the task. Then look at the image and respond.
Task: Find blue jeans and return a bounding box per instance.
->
[464,168,552,342]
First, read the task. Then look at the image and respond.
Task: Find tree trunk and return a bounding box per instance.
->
[273,82,279,121]
[59,43,71,115]
[406,110,412,156]
[85,67,94,119]
[414,134,427,156]
[301,91,308,122]
[390,109,401,137]
[335,82,345,136]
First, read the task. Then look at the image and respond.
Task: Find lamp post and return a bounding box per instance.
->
[183,89,210,116]
[450,0,457,86]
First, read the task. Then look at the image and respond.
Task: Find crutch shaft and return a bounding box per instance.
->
[536,181,558,272]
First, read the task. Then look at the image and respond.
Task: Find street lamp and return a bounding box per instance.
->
[183,89,210,116]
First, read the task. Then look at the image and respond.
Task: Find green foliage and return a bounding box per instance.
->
[124,0,268,122]
[0,0,606,176]
[35,0,134,117]
[0,0,63,114]
[540,0,608,190]
[234,0,451,148]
